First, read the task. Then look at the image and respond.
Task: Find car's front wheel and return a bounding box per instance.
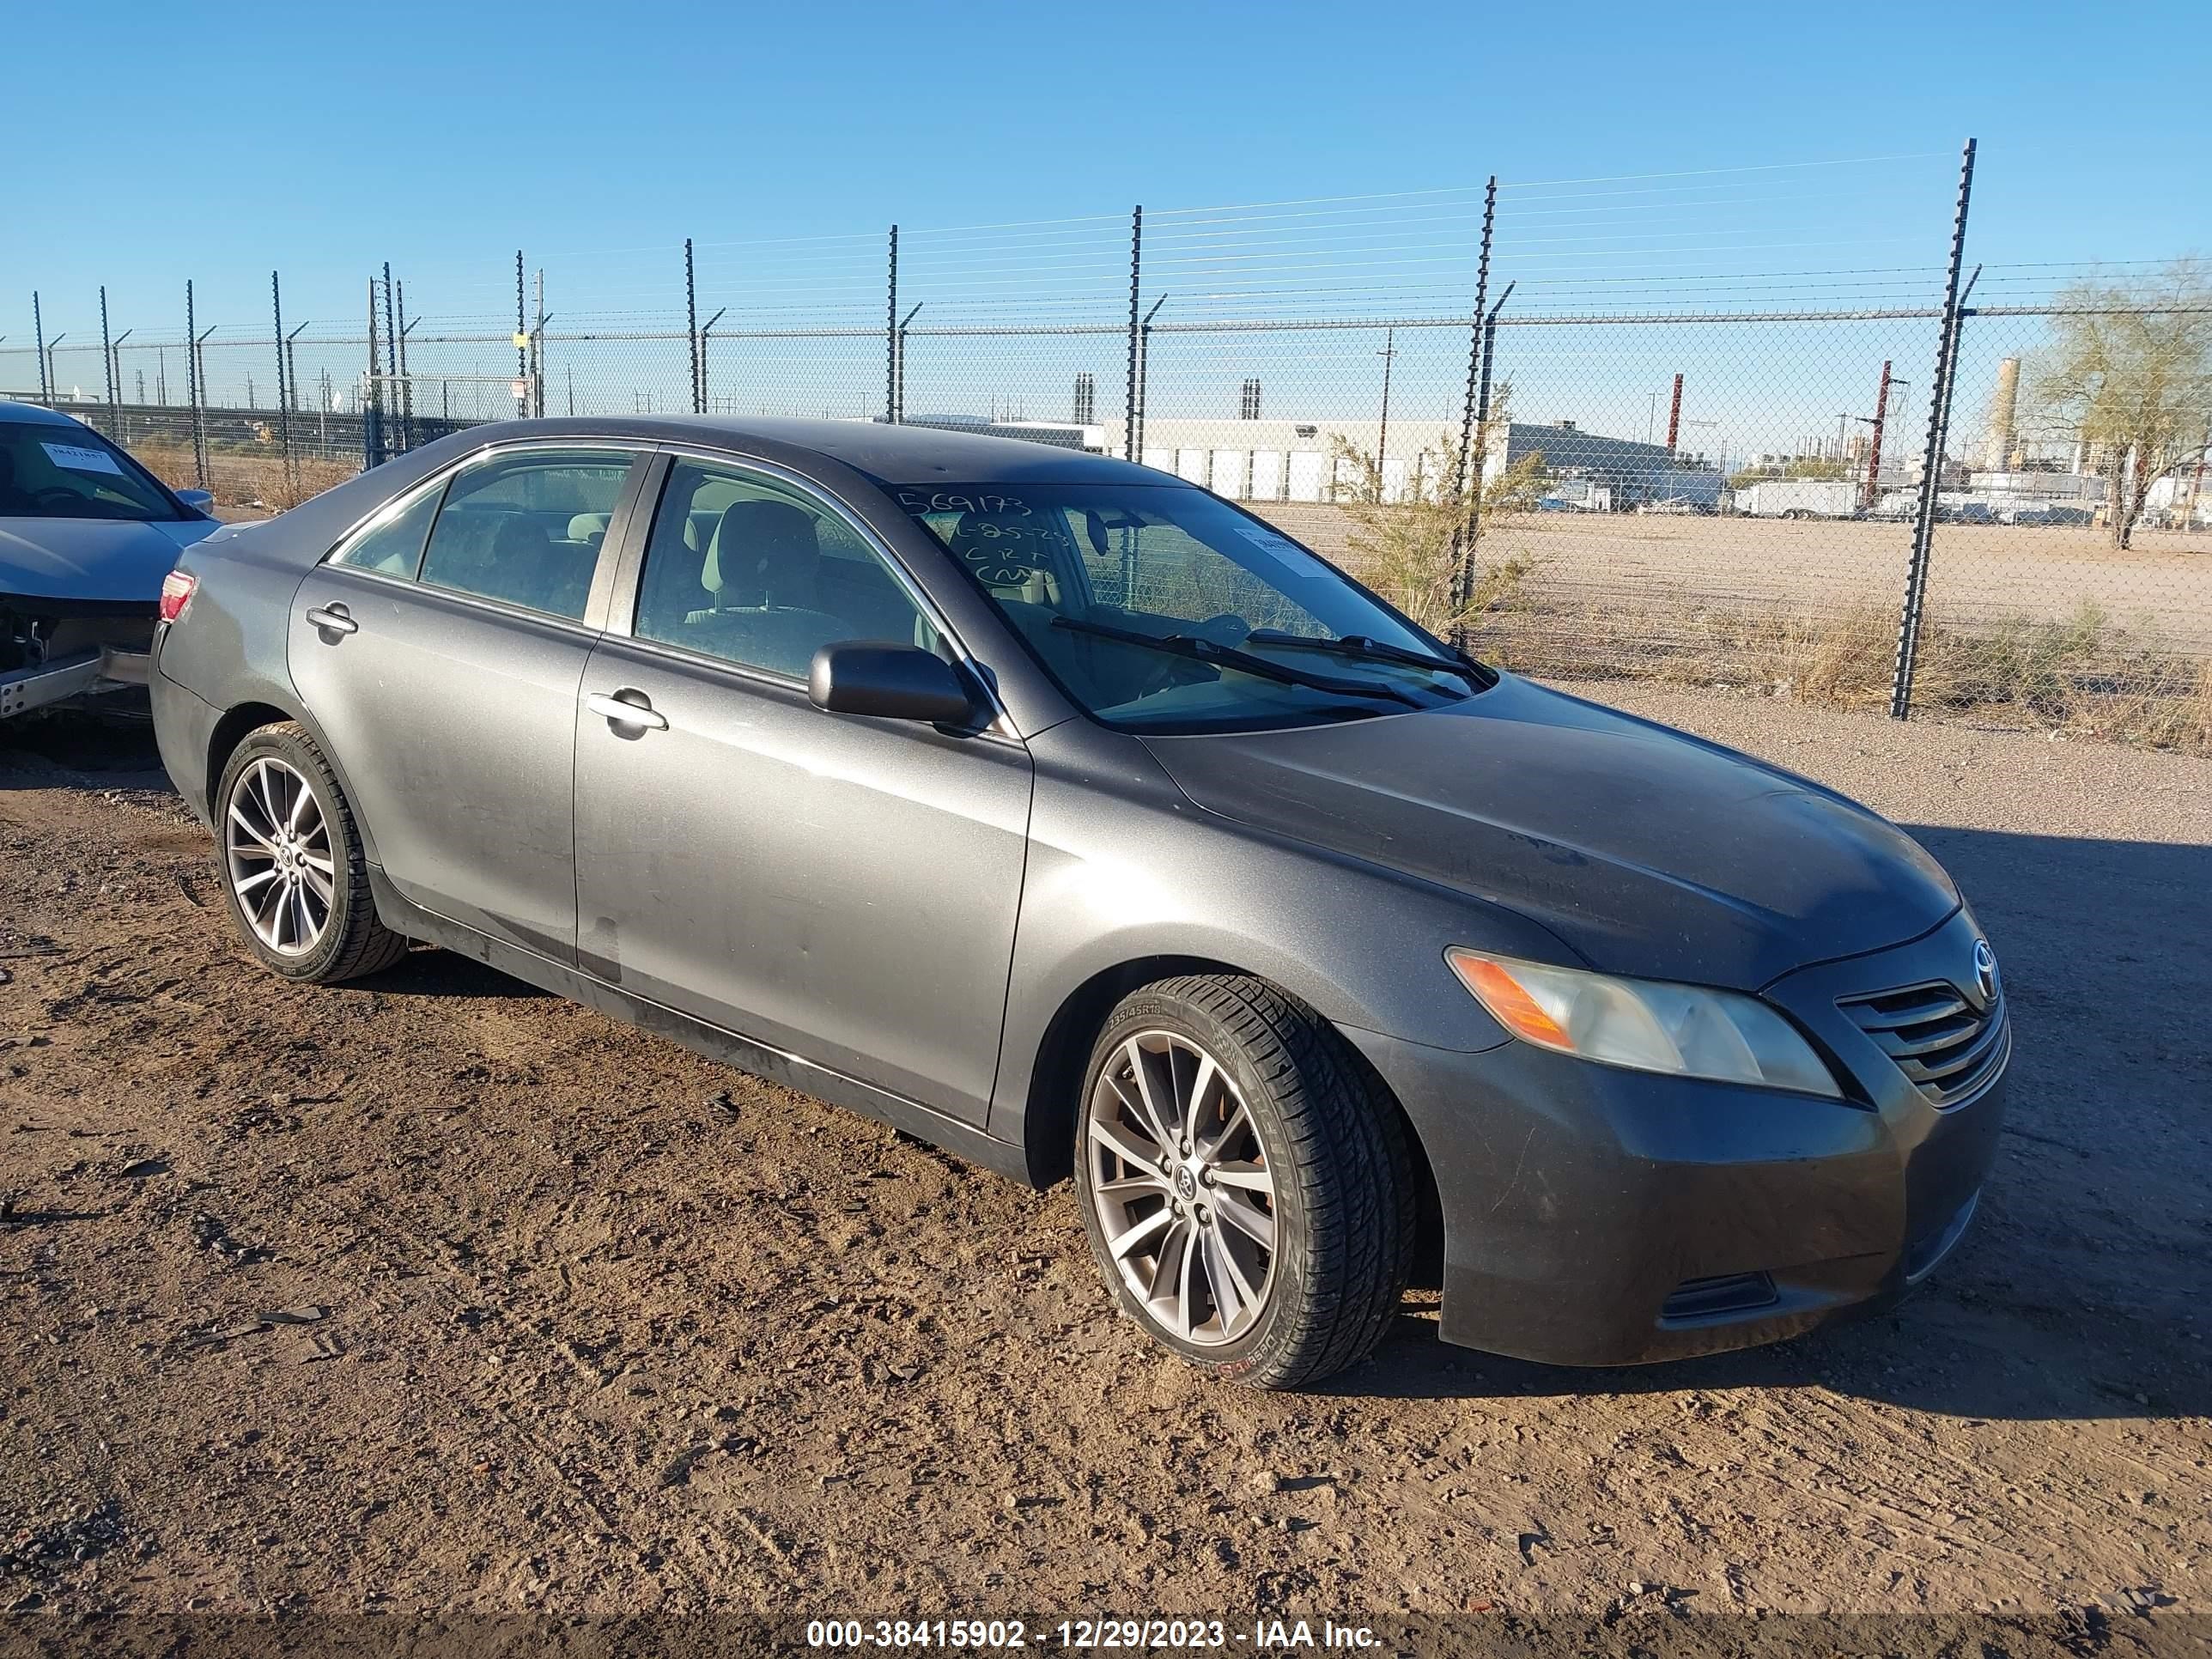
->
[1073,975,1414,1389]
[215,722,410,983]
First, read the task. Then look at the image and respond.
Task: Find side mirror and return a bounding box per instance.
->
[808,641,976,726]
[176,488,216,515]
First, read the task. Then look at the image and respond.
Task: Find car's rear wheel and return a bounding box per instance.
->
[1073,975,1413,1389]
[215,722,409,983]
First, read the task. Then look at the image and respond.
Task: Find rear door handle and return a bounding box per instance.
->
[586,691,669,732]
[304,604,358,636]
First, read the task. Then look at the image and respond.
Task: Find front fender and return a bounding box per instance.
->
[986,723,1576,1160]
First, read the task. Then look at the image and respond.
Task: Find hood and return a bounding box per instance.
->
[0,516,221,605]
[1143,674,1958,989]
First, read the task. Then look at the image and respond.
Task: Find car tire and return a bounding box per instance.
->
[1073,974,1414,1389]
[214,721,410,984]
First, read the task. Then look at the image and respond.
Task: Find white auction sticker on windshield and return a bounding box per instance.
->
[40,441,125,477]
[1232,522,1325,577]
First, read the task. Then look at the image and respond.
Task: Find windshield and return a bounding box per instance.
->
[894,482,1486,733]
[0,419,189,523]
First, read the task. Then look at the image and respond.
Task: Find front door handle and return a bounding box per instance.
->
[304,604,358,637]
[586,690,669,732]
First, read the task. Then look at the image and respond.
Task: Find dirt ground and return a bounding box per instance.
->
[1256,505,2212,649]
[1,689,2207,1642]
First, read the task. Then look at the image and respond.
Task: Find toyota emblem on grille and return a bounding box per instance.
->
[1972,939,1999,1005]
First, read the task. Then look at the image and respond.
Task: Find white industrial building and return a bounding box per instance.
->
[1087,415,1723,509]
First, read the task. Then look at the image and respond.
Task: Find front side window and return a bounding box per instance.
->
[893,483,1484,732]
[0,418,187,523]
[632,459,937,679]
[415,449,635,621]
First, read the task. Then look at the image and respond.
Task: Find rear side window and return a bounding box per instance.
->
[416,449,635,621]
[330,483,443,577]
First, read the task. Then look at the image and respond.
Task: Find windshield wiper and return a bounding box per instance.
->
[1243,629,1490,691]
[1052,615,1424,708]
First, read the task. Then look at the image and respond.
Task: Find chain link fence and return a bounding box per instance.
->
[7,149,2208,750]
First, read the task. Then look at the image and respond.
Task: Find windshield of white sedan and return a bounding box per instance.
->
[0,420,186,522]
[896,483,1486,732]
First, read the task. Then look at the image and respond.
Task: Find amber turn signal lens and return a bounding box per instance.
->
[1448,951,1571,1049]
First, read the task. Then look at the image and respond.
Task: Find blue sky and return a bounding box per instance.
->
[6,0,2204,455]
[9,0,2204,328]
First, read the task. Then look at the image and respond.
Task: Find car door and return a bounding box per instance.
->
[289,443,647,960]
[571,453,1032,1125]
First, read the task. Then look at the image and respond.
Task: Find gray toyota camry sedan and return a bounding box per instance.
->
[150,416,2006,1389]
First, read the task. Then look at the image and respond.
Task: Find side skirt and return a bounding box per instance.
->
[365,866,1043,1187]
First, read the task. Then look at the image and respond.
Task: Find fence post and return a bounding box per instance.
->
[1136,295,1167,463]
[896,302,921,423]
[286,321,307,422]
[396,278,418,453]
[1122,206,1142,459]
[1448,179,1498,578]
[112,329,132,436]
[364,276,384,470]
[185,281,209,489]
[380,262,401,451]
[100,286,116,432]
[1891,137,1978,720]
[698,307,725,412]
[271,270,295,496]
[514,251,528,418]
[1448,280,1517,625]
[884,226,899,423]
[685,238,701,414]
[33,292,48,402]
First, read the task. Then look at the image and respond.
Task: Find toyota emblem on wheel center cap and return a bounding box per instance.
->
[1972,939,1999,1004]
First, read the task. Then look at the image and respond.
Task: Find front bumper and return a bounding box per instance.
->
[0,643,151,720]
[1350,908,2006,1367]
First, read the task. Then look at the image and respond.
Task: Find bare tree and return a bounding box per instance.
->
[2027,259,2212,548]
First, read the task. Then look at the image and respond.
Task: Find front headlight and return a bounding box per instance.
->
[1446,949,1841,1097]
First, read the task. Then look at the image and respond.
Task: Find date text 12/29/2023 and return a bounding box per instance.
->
[805,1619,1382,1650]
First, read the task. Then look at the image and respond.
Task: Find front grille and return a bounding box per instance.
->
[1839,980,2008,1107]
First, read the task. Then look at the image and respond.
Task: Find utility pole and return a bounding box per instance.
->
[1665,373,1683,452]
[1862,362,1899,510]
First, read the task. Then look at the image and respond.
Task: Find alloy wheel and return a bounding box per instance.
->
[224,757,336,957]
[1086,1031,1279,1346]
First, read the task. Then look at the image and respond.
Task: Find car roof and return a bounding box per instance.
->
[439,414,1171,489]
[0,400,93,430]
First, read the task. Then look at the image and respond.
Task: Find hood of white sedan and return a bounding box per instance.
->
[0,515,222,605]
